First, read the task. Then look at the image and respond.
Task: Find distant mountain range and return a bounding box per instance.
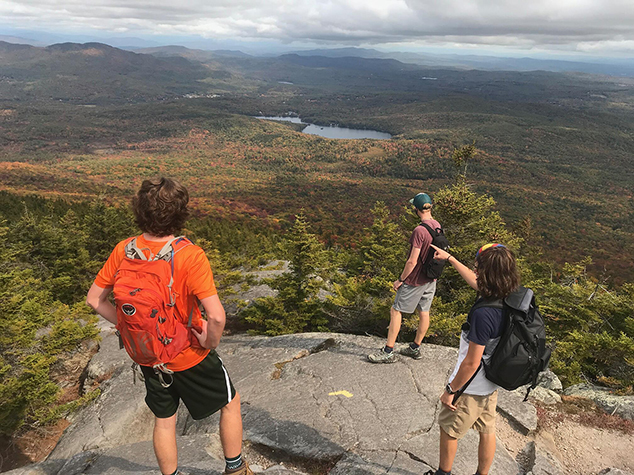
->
[131,44,634,78]
[288,47,634,77]
[0,35,45,46]
[135,45,252,61]
[3,32,633,77]
[2,40,633,107]
[0,41,207,104]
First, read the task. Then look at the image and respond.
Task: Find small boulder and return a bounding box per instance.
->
[598,469,634,475]
[530,386,561,405]
[564,384,634,421]
[537,370,563,392]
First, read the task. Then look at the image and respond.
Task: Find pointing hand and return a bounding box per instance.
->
[430,244,451,261]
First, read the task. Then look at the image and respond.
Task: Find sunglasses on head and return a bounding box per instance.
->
[475,243,506,259]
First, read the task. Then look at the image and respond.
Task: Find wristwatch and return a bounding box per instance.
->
[445,383,457,394]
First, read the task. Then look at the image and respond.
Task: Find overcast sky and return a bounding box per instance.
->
[2,0,634,57]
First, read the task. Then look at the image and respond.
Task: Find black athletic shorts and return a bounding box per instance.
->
[141,350,236,420]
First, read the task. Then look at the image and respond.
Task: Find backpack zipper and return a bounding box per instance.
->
[117,284,166,303]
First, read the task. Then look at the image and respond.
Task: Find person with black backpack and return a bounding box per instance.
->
[368,193,450,363]
[424,243,549,475]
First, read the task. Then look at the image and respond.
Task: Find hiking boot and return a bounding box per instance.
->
[400,345,422,360]
[224,461,254,475]
[367,348,397,364]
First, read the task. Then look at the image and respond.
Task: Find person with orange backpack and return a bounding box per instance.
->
[86,177,252,475]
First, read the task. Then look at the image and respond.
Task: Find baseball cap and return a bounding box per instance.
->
[409,193,432,210]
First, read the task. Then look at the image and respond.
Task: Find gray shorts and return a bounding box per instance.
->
[393,281,437,313]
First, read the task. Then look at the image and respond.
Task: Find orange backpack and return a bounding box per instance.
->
[113,236,194,386]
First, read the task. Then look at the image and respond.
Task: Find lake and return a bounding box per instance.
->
[254,116,392,140]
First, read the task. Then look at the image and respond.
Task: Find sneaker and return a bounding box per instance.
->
[400,345,422,360]
[224,461,254,475]
[367,348,397,364]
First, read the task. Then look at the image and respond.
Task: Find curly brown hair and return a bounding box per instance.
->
[132,177,190,237]
[475,246,520,299]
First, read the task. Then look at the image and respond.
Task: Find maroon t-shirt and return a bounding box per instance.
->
[404,219,440,286]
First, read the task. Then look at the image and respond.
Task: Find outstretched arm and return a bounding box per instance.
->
[430,244,478,291]
[86,283,117,324]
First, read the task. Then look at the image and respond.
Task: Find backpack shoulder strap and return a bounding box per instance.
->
[471,297,504,312]
[419,222,439,238]
[154,236,186,262]
[124,237,149,261]
[467,297,504,323]
[172,237,193,256]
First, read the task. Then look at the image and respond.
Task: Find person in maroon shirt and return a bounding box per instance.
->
[368,193,441,363]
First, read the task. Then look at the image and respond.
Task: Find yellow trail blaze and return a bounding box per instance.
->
[328,390,353,398]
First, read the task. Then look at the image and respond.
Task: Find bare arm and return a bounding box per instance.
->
[86,283,117,325]
[440,341,485,410]
[394,246,422,290]
[192,294,226,349]
[430,244,478,291]
[448,341,485,391]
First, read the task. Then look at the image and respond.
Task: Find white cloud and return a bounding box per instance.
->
[1,0,633,54]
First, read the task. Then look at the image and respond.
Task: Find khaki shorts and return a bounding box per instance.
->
[438,391,498,439]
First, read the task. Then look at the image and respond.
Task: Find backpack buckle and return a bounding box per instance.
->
[153,363,174,388]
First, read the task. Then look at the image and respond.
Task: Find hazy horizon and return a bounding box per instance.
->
[2,0,634,61]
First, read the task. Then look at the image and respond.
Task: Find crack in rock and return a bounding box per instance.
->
[95,405,106,440]
[386,450,399,473]
[403,450,431,466]
[270,338,337,380]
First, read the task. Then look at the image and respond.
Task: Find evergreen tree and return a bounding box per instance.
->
[242,213,329,335]
[0,214,98,435]
[82,198,137,263]
[528,260,634,389]
[9,206,93,303]
[328,202,406,333]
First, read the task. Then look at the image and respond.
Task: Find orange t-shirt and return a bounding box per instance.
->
[94,235,217,371]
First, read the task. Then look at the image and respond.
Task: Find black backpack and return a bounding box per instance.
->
[459,287,551,402]
[419,222,450,279]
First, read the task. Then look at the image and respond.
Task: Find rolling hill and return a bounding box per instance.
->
[0,41,208,104]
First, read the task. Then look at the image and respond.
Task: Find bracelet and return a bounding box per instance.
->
[397,278,404,283]
[446,255,453,263]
